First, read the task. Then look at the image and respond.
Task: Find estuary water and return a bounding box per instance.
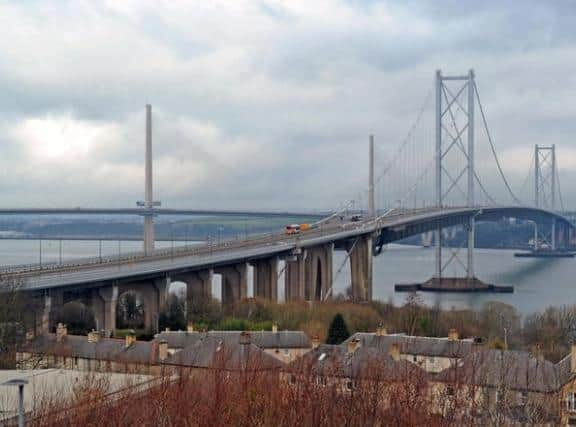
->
[1,240,574,315]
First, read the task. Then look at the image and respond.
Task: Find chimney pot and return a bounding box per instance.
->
[158,339,169,361]
[56,323,67,342]
[125,330,137,348]
[272,323,278,333]
[347,338,360,354]
[389,343,401,361]
[448,328,459,341]
[311,335,320,349]
[376,325,387,336]
[187,323,194,333]
[87,330,101,343]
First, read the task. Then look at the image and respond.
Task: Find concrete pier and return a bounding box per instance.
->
[216,263,248,306]
[348,236,373,302]
[395,277,513,293]
[94,284,118,336]
[304,244,333,301]
[174,270,214,321]
[285,251,306,301]
[252,257,278,301]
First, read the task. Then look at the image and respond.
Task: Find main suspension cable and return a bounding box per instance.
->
[474,82,521,205]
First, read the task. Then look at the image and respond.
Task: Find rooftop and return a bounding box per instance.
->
[163,335,285,371]
[344,332,477,359]
[154,330,311,350]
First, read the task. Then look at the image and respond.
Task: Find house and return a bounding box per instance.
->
[434,348,559,425]
[17,324,169,375]
[286,337,428,397]
[163,331,285,375]
[343,327,478,373]
[154,324,312,363]
[554,345,576,425]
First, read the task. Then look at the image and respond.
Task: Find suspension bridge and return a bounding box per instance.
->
[2,69,572,336]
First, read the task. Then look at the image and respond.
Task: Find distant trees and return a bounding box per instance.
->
[0,278,33,368]
[116,292,144,329]
[159,293,186,331]
[326,313,350,344]
[56,302,96,335]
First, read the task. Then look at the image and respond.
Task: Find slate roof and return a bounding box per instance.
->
[19,334,161,365]
[154,330,311,350]
[163,335,284,371]
[287,344,428,381]
[436,349,559,393]
[344,332,476,359]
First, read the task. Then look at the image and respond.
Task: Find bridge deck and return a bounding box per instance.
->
[2,206,570,292]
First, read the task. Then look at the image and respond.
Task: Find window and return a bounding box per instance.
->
[315,376,327,387]
[290,374,296,385]
[318,353,327,361]
[567,392,576,412]
[519,391,528,406]
[346,380,355,392]
[446,385,455,397]
[412,355,417,363]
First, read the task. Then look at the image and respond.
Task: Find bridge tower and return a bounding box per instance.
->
[139,105,161,255]
[533,144,559,250]
[434,69,476,282]
[534,144,556,210]
[368,134,375,217]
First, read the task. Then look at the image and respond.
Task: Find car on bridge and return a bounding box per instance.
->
[285,224,301,235]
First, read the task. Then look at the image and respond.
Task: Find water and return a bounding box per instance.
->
[332,244,576,315]
[1,240,573,315]
[0,239,188,266]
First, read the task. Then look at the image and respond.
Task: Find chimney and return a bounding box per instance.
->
[389,343,401,361]
[532,343,544,361]
[165,327,170,332]
[376,325,387,336]
[187,323,195,333]
[87,330,101,343]
[25,330,35,341]
[448,328,459,341]
[347,338,360,354]
[239,331,251,345]
[56,323,67,342]
[571,345,576,373]
[272,322,278,333]
[158,339,169,361]
[311,335,320,349]
[125,330,137,348]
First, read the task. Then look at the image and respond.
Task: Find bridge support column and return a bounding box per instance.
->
[285,251,306,301]
[137,278,169,333]
[39,289,64,334]
[304,244,333,301]
[348,235,373,302]
[216,263,248,307]
[94,285,118,337]
[173,270,213,323]
[252,257,278,301]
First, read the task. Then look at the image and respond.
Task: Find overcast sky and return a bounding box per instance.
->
[0,0,575,210]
